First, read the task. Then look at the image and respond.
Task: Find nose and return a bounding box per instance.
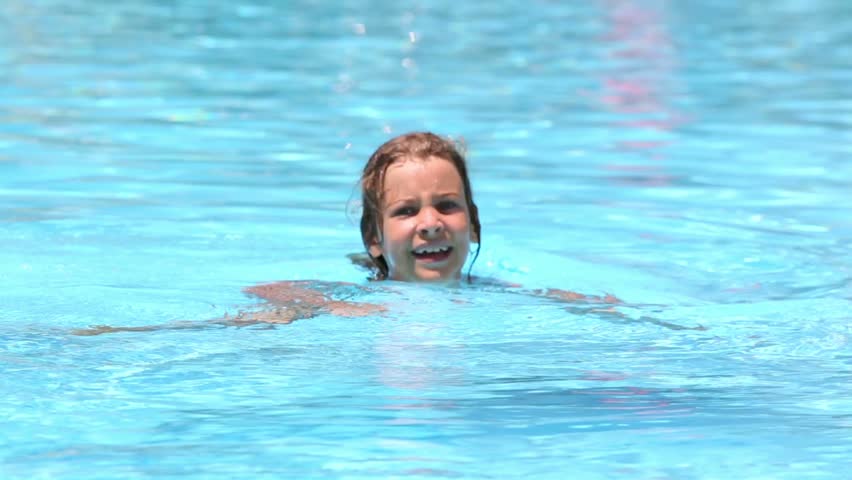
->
[417,207,444,237]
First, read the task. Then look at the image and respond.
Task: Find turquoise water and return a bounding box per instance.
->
[2,0,851,478]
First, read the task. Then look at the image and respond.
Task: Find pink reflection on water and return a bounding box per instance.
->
[595,0,691,189]
[579,369,695,418]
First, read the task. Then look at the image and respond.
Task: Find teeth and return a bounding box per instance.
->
[414,246,450,254]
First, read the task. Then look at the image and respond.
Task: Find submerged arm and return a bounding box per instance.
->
[526,288,621,305]
[500,283,704,331]
[72,280,385,336]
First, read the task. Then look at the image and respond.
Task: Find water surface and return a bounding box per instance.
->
[2,0,851,478]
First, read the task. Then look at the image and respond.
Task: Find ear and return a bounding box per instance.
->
[470,230,479,244]
[368,241,383,259]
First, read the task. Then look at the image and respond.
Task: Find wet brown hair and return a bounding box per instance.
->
[359,132,481,281]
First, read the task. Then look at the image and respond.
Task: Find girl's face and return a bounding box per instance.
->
[369,156,476,282]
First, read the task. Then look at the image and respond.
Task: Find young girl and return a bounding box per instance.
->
[246,132,616,308]
[74,132,618,335]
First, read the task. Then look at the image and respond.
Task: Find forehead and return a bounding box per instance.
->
[382,156,464,198]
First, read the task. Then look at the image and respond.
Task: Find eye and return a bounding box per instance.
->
[436,200,461,213]
[391,206,417,217]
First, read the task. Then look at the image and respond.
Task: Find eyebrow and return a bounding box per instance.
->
[385,192,462,207]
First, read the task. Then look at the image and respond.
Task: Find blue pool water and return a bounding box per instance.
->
[2,0,851,478]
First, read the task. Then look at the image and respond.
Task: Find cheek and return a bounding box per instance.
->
[451,214,472,235]
[381,220,410,251]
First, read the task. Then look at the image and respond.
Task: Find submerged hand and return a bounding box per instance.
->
[326,301,387,317]
[244,280,386,320]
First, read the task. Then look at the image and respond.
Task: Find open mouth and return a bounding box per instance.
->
[412,245,453,262]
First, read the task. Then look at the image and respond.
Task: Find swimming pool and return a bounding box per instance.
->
[2,0,851,477]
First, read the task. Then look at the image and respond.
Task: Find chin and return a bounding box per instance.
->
[413,268,462,283]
